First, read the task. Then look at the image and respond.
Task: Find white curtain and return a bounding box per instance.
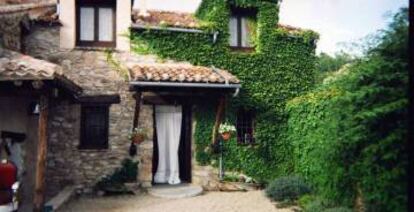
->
[98,8,113,42]
[241,17,253,47]
[229,16,238,47]
[80,7,95,41]
[154,105,182,185]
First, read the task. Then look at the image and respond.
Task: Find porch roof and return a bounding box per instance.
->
[0,50,82,95]
[129,63,241,90]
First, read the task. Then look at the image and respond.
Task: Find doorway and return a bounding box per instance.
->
[152,104,192,184]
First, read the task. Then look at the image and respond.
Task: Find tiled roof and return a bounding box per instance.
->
[0,1,55,14]
[0,51,59,80]
[130,63,240,84]
[132,9,305,32]
[0,50,82,94]
[133,10,200,29]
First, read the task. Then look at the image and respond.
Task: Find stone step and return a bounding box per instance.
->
[147,183,203,199]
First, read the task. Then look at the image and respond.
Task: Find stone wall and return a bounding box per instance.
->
[24,25,144,198]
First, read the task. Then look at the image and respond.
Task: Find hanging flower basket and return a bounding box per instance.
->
[218,122,236,141]
[132,134,145,144]
[129,127,147,145]
[221,132,232,141]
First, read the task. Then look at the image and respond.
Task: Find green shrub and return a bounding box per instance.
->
[286,8,408,211]
[95,159,139,193]
[298,194,317,208]
[323,207,353,212]
[265,176,311,201]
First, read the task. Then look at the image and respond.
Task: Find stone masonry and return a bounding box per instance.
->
[24,25,143,198]
[23,23,223,197]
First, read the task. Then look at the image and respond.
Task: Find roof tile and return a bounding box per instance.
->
[0,50,60,81]
[132,9,305,32]
[130,63,240,84]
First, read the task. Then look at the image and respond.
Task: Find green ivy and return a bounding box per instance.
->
[286,8,408,211]
[131,0,318,181]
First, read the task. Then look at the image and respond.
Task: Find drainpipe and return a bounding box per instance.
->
[56,0,60,15]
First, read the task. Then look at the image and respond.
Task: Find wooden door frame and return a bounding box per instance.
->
[152,104,192,184]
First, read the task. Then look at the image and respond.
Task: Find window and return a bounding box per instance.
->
[80,105,109,149]
[236,109,255,144]
[229,7,257,49]
[76,0,116,47]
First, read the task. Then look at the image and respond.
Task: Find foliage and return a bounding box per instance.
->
[218,122,236,134]
[286,8,408,211]
[316,51,355,82]
[131,0,318,181]
[95,159,139,192]
[323,207,353,212]
[316,51,354,73]
[128,127,147,140]
[265,176,311,202]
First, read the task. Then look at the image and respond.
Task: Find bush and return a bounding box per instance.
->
[302,199,326,212]
[323,207,353,212]
[265,176,311,201]
[95,159,139,194]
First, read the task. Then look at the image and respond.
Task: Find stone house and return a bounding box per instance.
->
[0,0,316,210]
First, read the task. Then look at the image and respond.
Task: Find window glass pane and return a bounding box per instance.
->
[229,16,238,47]
[80,7,95,41]
[81,106,108,149]
[241,17,254,47]
[98,7,113,42]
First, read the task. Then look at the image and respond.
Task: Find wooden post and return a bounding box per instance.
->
[133,92,142,128]
[212,96,226,144]
[33,95,48,212]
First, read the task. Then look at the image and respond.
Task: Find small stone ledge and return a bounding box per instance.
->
[44,186,75,211]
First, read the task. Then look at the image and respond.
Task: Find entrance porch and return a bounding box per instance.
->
[128,63,241,188]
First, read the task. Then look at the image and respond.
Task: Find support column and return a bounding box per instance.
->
[212,96,226,144]
[133,92,142,128]
[33,95,48,212]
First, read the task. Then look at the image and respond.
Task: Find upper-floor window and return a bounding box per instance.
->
[229,7,257,50]
[236,109,255,144]
[76,0,116,47]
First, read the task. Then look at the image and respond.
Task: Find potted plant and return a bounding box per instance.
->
[128,127,147,145]
[218,122,236,141]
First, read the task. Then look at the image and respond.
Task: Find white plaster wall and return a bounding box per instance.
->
[116,0,131,51]
[59,0,131,51]
[59,0,76,49]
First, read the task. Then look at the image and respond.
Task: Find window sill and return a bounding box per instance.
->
[229,46,256,53]
[74,46,116,52]
[78,146,109,151]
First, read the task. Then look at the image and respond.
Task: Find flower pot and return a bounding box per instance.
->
[132,134,145,144]
[221,132,231,141]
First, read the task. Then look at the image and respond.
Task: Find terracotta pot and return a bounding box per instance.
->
[132,134,145,144]
[221,132,231,141]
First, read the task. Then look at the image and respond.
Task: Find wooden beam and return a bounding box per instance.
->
[33,95,49,212]
[211,96,226,144]
[133,92,142,128]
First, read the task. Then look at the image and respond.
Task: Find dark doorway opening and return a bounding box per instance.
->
[152,104,192,184]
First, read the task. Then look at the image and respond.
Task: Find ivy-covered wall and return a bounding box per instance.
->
[131,0,318,181]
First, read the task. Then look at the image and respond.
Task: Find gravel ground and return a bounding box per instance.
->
[59,190,293,212]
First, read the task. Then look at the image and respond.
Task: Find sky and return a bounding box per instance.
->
[137,0,408,55]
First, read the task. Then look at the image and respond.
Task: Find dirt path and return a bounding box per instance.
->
[59,190,293,212]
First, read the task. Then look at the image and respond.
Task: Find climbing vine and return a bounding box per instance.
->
[131,0,318,181]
